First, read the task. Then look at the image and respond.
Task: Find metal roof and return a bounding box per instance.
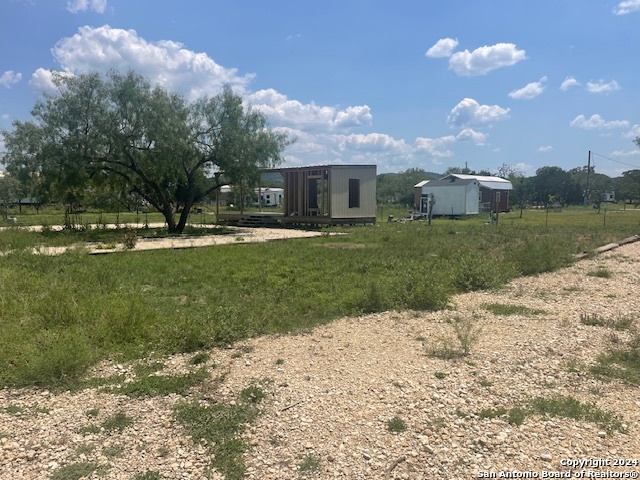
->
[444,174,512,190]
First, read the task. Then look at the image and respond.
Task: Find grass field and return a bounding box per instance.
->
[0,205,638,389]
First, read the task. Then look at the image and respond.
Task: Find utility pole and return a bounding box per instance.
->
[583,150,591,207]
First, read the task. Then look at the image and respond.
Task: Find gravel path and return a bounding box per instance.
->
[1,241,639,479]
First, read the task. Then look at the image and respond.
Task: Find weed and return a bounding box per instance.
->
[580,313,608,327]
[434,371,448,379]
[156,447,170,458]
[427,339,462,360]
[189,352,210,365]
[240,385,266,404]
[482,303,546,316]
[453,317,482,356]
[275,358,285,365]
[478,407,507,419]
[580,313,634,330]
[173,385,263,480]
[528,395,624,433]
[78,424,101,434]
[101,411,133,432]
[386,416,407,433]
[415,336,427,342]
[507,407,527,426]
[121,231,138,250]
[85,408,99,418]
[133,362,165,377]
[107,368,208,398]
[590,331,640,385]
[133,472,162,480]
[4,404,23,415]
[299,454,321,473]
[35,406,52,414]
[74,443,95,456]
[587,267,613,278]
[478,378,493,387]
[49,462,98,480]
[102,444,125,458]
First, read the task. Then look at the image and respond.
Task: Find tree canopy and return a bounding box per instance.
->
[1,71,292,232]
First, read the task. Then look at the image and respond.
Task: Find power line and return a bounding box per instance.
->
[591,151,640,169]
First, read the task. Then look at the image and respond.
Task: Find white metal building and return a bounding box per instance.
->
[416,174,513,216]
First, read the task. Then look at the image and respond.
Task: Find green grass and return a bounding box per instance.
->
[49,462,99,480]
[476,396,625,432]
[482,303,546,316]
[580,313,634,330]
[105,368,208,398]
[528,396,624,433]
[133,472,163,480]
[189,352,210,365]
[587,267,613,278]
[590,332,640,385]
[1,215,639,389]
[101,411,134,432]
[173,385,265,480]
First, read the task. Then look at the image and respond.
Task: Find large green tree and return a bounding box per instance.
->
[1,71,291,232]
[531,166,573,206]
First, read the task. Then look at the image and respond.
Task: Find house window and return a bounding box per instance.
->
[349,178,360,208]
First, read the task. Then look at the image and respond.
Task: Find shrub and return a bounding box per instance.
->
[50,462,98,480]
[386,416,407,433]
[122,231,138,250]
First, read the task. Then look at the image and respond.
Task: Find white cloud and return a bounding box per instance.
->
[332,133,408,153]
[414,135,457,158]
[414,129,486,158]
[447,98,510,127]
[586,79,621,94]
[0,71,22,88]
[448,43,526,76]
[66,0,107,13]
[613,0,640,15]
[560,76,581,91]
[623,124,640,138]
[570,114,629,130]
[425,38,459,58]
[508,76,547,100]
[612,150,640,157]
[455,128,486,144]
[538,145,553,152]
[34,25,253,99]
[246,89,372,132]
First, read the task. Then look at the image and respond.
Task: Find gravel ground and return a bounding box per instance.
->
[1,240,639,479]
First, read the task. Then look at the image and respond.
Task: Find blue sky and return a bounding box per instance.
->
[1,0,640,177]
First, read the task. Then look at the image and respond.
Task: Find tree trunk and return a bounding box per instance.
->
[163,207,178,233]
[176,200,194,234]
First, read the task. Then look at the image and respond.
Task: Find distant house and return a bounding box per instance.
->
[603,191,616,203]
[256,187,284,207]
[415,174,512,216]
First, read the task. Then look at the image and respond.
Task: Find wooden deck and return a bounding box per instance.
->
[216,212,375,227]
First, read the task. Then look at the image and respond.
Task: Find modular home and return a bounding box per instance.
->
[415,174,512,216]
